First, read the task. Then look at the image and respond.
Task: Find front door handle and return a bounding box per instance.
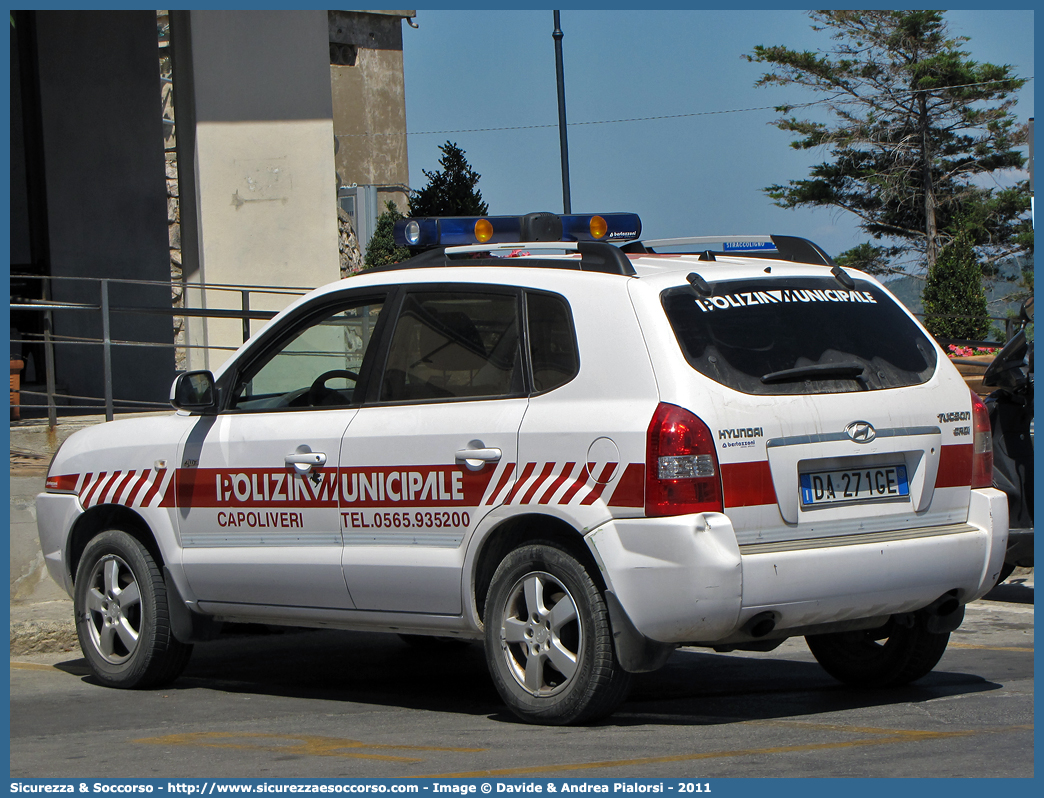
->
[285,446,327,476]
[455,441,502,471]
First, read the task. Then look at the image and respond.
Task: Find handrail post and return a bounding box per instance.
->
[43,312,57,428]
[101,279,114,421]
[42,278,58,428]
[242,290,251,343]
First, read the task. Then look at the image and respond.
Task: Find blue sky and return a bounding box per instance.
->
[400,9,1034,264]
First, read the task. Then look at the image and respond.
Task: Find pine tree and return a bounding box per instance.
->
[363,201,411,270]
[409,142,489,217]
[921,227,990,341]
[747,11,1030,276]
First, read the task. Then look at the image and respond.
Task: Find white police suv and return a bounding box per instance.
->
[36,212,1007,725]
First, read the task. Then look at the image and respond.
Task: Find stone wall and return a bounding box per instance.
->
[159,13,187,370]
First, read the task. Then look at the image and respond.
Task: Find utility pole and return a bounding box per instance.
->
[553,10,572,214]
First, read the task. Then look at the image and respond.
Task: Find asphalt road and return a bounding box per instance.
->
[10,579,1033,780]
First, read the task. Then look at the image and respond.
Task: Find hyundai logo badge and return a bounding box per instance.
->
[846,421,877,443]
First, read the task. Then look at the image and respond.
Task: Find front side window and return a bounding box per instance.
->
[662,277,938,395]
[379,291,523,402]
[230,299,385,411]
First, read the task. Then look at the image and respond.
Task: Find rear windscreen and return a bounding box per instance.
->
[662,277,938,395]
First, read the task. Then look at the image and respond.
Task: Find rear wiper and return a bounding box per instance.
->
[761,361,867,384]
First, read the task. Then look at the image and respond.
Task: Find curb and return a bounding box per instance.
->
[10,619,79,656]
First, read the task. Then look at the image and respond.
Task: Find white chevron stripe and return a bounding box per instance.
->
[479,460,510,506]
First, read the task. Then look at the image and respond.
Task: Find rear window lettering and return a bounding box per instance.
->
[693,288,877,312]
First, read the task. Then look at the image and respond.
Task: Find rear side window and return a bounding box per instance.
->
[662,277,938,395]
[379,291,523,402]
[526,291,579,393]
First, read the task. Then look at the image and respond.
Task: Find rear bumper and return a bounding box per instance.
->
[586,488,1008,644]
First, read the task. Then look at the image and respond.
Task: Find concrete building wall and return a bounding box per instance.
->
[172,10,341,372]
[31,11,175,408]
[330,10,412,221]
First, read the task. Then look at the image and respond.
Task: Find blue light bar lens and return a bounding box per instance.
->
[393,218,438,247]
[560,213,642,242]
[403,220,421,245]
[436,216,520,245]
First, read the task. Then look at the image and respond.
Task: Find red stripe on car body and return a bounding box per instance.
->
[607,463,645,507]
[722,460,777,508]
[138,469,168,507]
[485,463,516,506]
[580,463,620,505]
[935,444,973,489]
[81,472,109,508]
[504,463,537,503]
[521,462,557,504]
[558,466,590,505]
[536,462,577,505]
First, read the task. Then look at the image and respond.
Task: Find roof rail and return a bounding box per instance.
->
[621,234,836,267]
[368,241,637,277]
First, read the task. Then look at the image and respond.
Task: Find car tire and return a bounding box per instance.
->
[74,530,193,689]
[483,543,631,725]
[805,614,949,688]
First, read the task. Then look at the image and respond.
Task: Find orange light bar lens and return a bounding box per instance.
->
[590,215,608,239]
[474,219,493,243]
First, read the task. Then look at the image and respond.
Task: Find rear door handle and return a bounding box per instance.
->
[455,441,502,471]
[285,447,327,475]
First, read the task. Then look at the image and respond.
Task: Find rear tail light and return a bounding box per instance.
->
[646,403,723,517]
[969,388,993,489]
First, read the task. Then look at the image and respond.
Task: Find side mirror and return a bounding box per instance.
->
[1020,297,1034,324]
[170,370,217,411]
[982,330,1029,390]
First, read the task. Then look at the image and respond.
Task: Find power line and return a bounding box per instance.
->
[333,75,1032,139]
[335,102,812,138]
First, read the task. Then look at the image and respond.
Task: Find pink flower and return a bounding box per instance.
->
[946,345,997,359]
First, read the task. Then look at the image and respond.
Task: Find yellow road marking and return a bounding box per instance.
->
[418,724,1033,778]
[10,661,91,675]
[949,643,1033,652]
[753,719,1031,734]
[135,732,487,762]
[747,720,959,736]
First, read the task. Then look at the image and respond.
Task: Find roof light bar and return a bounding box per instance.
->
[394,212,642,248]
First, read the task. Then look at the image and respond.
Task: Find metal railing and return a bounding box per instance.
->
[10,274,311,425]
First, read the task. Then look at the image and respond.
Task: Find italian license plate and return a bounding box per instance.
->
[800,464,909,506]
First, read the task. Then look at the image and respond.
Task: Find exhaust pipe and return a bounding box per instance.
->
[742,611,778,638]
[921,590,965,634]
